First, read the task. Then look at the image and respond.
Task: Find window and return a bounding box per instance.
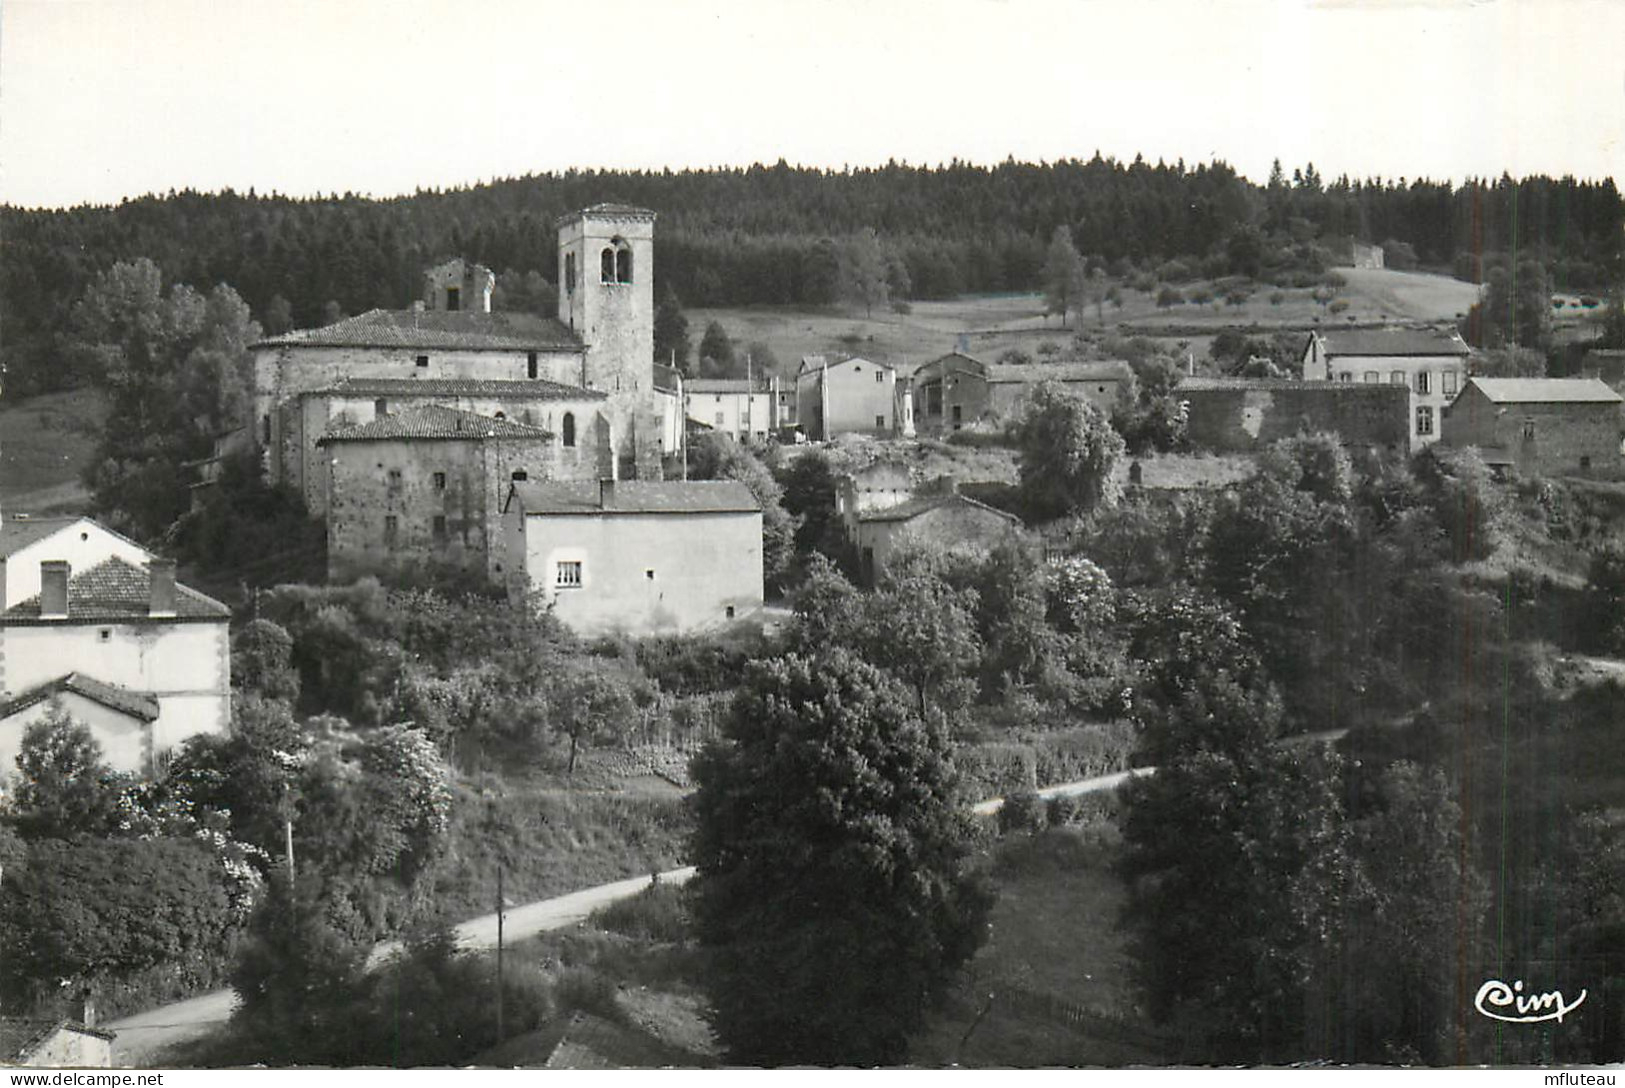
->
[387,468,403,490]
[1364,371,1379,383]
[875,414,886,428]
[494,411,507,420]
[384,515,399,548]
[97,628,112,643]
[1416,406,1434,436]
[565,253,576,293]
[416,354,429,368]
[601,247,616,283]
[374,398,388,417]
[1522,418,1537,440]
[562,412,576,448]
[1415,371,1431,394]
[556,560,583,588]
[952,404,962,428]
[715,412,726,426]
[511,469,528,481]
[1443,370,1458,396]
[1581,456,1593,472]
[725,605,736,619]
[445,287,460,312]
[616,245,633,284]
[433,472,446,490]
[715,394,722,403]
[528,352,538,380]
[432,515,447,540]
[1390,371,1405,385]
[261,414,271,444]
[1337,371,1353,382]
[875,370,884,383]
[645,569,656,580]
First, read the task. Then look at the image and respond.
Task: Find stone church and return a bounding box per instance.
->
[252,204,684,582]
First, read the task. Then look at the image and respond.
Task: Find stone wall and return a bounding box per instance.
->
[1180,380,1410,451]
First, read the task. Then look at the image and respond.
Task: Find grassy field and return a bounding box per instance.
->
[0,387,104,514]
[692,268,1484,378]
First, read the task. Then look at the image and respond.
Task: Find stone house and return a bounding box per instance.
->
[502,480,763,636]
[683,377,784,441]
[0,516,151,609]
[910,352,992,434]
[983,360,1132,420]
[795,356,911,439]
[1301,328,1471,449]
[835,462,1023,583]
[1177,377,1410,452]
[1438,377,1624,478]
[317,404,603,583]
[422,258,495,313]
[0,547,231,776]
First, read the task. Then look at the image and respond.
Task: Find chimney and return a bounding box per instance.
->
[599,478,615,508]
[40,561,70,619]
[149,558,178,617]
[81,988,96,1030]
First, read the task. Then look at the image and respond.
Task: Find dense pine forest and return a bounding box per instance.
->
[3,156,1622,396]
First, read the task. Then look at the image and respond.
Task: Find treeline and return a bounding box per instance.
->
[4,158,1621,396]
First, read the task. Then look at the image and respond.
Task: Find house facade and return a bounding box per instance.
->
[1301,328,1471,449]
[0,551,231,776]
[1439,378,1624,478]
[833,461,1023,583]
[795,356,908,439]
[683,377,783,441]
[502,480,764,636]
[0,1018,114,1068]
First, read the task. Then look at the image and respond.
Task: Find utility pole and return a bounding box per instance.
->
[496,864,505,1043]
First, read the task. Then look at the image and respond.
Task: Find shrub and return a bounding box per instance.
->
[1329,299,1350,315]
[1270,291,1285,305]
[1036,340,1062,356]
[589,882,690,943]
[997,789,1047,835]
[1156,285,1183,308]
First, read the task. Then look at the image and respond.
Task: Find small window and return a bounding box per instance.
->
[528,352,538,380]
[384,515,399,547]
[445,287,460,312]
[876,414,886,428]
[616,245,633,285]
[1415,371,1431,395]
[875,371,884,383]
[1416,406,1435,436]
[1443,370,1458,396]
[512,469,528,481]
[433,472,446,490]
[565,253,576,293]
[715,412,726,426]
[1522,418,1536,441]
[1581,455,1592,472]
[1337,372,1353,382]
[1364,371,1379,383]
[645,569,656,580]
[556,560,583,588]
[97,628,112,643]
[562,412,576,448]
[416,355,429,368]
[375,398,388,416]
[494,411,507,420]
[1390,371,1405,385]
[387,468,403,492]
[432,515,447,540]
[725,605,736,619]
[261,414,271,444]
[601,247,616,284]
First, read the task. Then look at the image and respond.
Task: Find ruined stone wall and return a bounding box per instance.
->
[1181,382,1409,451]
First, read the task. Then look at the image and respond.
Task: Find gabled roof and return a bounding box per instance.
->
[797,355,892,376]
[1310,328,1470,357]
[508,480,761,516]
[985,360,1132,384]
[916,351,987,377]
[2,557,229,624]
[1464,377,1623,404]
[317,405,554,444]
[0,672,161,723]
[0,1019,115,1063]
[256,309,582,352]
[684,379,767,394]
[858,492,1023,526]
[316,377,603,401]
[0,516,150,562]
[1178,377,1405,393]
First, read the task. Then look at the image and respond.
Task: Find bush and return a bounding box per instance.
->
[1329,299,1350,315]
[1156,285,1183,308]
[1270,291,1285,305]
[997,789,1047,835]
[589,882,690,943]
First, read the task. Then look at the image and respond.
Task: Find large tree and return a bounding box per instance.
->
[839,227,891,317]
[690,650,993,1066]
[1012,380,1125,519]
[1042,225,1086,327]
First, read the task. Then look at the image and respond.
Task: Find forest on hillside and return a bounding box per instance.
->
[3,156,1622,396]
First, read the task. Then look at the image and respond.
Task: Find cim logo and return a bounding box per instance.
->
[1474,978,1587,1025]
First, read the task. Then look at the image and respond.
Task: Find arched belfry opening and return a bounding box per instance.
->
[600,237,633,285]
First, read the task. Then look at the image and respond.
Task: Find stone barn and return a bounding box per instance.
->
[1439,377,1624,478]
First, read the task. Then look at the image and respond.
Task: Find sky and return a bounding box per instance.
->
[0,0,1621,209]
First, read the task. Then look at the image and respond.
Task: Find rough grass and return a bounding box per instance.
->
[1111,452,1256,491]
[0,387,105,513]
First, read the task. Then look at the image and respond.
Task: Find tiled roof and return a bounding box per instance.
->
[916,351,987,376]
[557,203,658,224]
[684,379,768,394]
[509,480,761,516]
[0,1019,115,1062]
[985,360,1133,384]
[859,492,1022,525]
[1312,328,1470,357]
[2,557,229,624]
[317,405,555,443]
[317,377,603,401]
[0,672,161,723]
[798,355,892,375]
[256,309,582,351]
[1178,377,1404,392]
[1466,378,1623,404]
